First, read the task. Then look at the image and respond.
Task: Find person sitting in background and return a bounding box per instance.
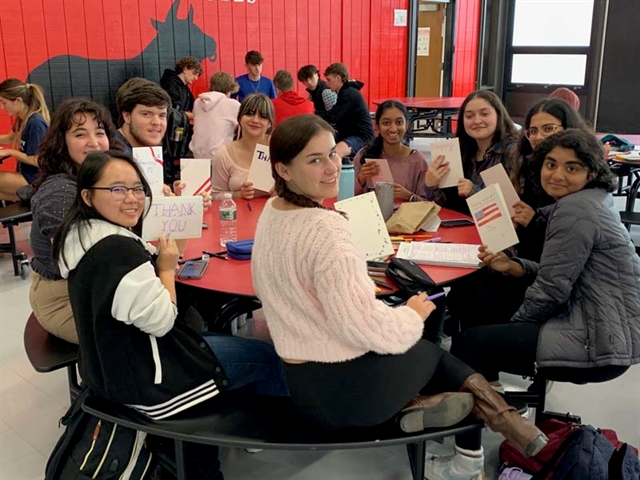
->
[322,63,374,159]
[424,90,518,215]
[0,78,49,200]
[548,87,580,111]
[296,64,337,118]
[252,115,546,480]
[272,70,314,126]
[354,100,427,201]
[211,93,274,200]
[160,56,202,121]
[190,71,240,160]
[451,129,640,396]
[233,50,277,102]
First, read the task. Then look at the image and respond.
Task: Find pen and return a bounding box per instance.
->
[202,250,228,261]
[422,237,442,243]
[178,256,202,265]
[247,202,252,211]
[426,292,446,301]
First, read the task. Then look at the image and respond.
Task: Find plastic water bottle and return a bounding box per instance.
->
[338,158,355,200]
[219,193,237,247]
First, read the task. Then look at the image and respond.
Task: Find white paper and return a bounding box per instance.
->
[396,242,481,268]
[394,9,407,26]
[466,183,519,253]
[420,215,441,233]
[480,163,520,216]
[417,27,430,56]
[132,146,164,195]
[142,196,204,241]
[246,144,273,193]
[367,158,394,184]
[334,192,394,260]
[429,138,464,189]
[180,158,211,196]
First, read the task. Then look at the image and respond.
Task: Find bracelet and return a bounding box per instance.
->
[409,194,416,202]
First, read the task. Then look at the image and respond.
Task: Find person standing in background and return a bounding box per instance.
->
[234,51,277,102]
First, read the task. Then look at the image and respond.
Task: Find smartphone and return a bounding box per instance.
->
[177,260,208,279]
[440,218,475,227]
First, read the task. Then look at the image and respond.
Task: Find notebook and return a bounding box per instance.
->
[395,242,482,268]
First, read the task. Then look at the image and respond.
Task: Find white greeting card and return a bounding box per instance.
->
[247,144,274,193]
[180,158,211,196]
[480,163,520,216]
[142,196,204,241]
[429,138,464,189]
[334,192,394,260]
[466,183,519,253]
[132,146,165,195]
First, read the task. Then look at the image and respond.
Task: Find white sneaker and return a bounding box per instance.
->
[424,445,484,480]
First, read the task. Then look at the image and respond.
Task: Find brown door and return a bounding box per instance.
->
[415,2,446,97]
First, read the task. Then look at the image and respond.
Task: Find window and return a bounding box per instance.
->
[511,54,587,85]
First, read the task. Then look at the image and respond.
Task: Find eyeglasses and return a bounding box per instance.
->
[90,186,147,199]
[525,124,562,139]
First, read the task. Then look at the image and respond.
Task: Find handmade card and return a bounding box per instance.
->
[466,183,519,253]
[142,196,204,241]
[132,146,164,195]
[366,158,394,184]
[429,138,464,189]
[247,144,274,193]
[396,242,482,268]
[335,192,394,260]
[480,163,520,216]
[180,158,211,196]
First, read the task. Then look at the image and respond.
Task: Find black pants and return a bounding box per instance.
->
[452,322,629,385]
[284,340,481,449]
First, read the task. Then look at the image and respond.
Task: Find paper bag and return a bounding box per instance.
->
[385,201,441,234]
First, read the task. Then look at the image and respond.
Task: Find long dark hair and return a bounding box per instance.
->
[52,150,152,270]
[532,129,617,193]
[456,90,517,163]
[33,99,117,191]
[360,100,409,160]
[271,114,339,213]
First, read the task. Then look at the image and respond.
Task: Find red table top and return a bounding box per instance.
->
[177,197,481,296]
[373,97,466,110]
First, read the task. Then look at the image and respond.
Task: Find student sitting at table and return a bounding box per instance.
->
[354,100,427,201]
[296,64,337,118]
[30,99,118,344]
[0,78,50,201]
[252,114,547,480]
[272,70,314,126]
[424,90,518,215]
[211,93,274,200]
[451,129,640,395]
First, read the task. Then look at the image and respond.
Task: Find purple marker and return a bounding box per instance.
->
[426,292,446,301]
[421,237,442,243]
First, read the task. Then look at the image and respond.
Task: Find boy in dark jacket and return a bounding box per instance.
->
[323,63,374,158]
[297,64,337,119]
[160,56,202,121]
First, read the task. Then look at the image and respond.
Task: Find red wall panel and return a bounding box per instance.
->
[452,0,481,97]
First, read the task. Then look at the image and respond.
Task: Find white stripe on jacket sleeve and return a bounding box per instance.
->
[111,262,177,337]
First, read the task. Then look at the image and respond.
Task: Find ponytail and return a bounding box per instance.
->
[0,79,50,142]
[24,83,50,124]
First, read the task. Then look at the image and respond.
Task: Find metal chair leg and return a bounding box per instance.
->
[406,441,426,480]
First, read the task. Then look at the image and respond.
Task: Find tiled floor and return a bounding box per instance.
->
[1,205,639,479]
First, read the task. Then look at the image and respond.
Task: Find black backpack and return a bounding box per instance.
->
[45,388,155,480]
[162,106,191,183]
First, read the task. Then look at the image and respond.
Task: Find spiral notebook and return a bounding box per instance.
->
[395,242,482,268]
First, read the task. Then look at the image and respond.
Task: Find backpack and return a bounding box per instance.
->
[385,257,436,297]
[45,388,155,480]
[163,107,191,183]
[500,419,639,480]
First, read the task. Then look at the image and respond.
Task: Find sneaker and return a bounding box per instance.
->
[398,392,474,433]
[424,445,484,480]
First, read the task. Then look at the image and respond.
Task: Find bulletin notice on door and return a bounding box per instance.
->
[418,27,430,56]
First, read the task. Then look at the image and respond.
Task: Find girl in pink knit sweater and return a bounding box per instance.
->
[252,115,547,480]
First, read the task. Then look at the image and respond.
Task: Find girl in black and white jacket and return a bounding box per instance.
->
[53,150,287,421]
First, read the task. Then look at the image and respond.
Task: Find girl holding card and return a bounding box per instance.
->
[354,100,427,201]
[252,114,547,479]
[424,90,519,215]
[452,129,640,393]
[211,93,274,200]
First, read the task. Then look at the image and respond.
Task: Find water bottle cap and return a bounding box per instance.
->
[223,193,232,199]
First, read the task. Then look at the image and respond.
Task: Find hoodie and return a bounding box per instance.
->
[272,90,315,126]
[324,80,374,143]
[160,68,195,112]
[189,91,240,159]
[59,219,228,419]
[306,79,337,116]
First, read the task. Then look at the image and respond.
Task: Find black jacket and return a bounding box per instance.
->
[60,221,228,419]
[160,69,195,113]
[324,80,374,144]
[307,79,332,116]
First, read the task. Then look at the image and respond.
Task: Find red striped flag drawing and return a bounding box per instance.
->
[474,202,501,227]
[192,178,211,196]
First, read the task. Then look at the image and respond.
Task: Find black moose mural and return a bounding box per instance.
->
[27,0,217,119]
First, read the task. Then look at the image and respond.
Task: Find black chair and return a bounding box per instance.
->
[0,202,32,278]
[23,312,80,403]
[82,392,489,480]
[620,211,640,232]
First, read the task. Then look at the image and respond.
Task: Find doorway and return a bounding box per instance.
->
[415,1,446,97]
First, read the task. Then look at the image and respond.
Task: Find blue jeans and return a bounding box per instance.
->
[201,333,289,396]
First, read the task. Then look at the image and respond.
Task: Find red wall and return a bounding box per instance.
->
[452,0,481,97]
